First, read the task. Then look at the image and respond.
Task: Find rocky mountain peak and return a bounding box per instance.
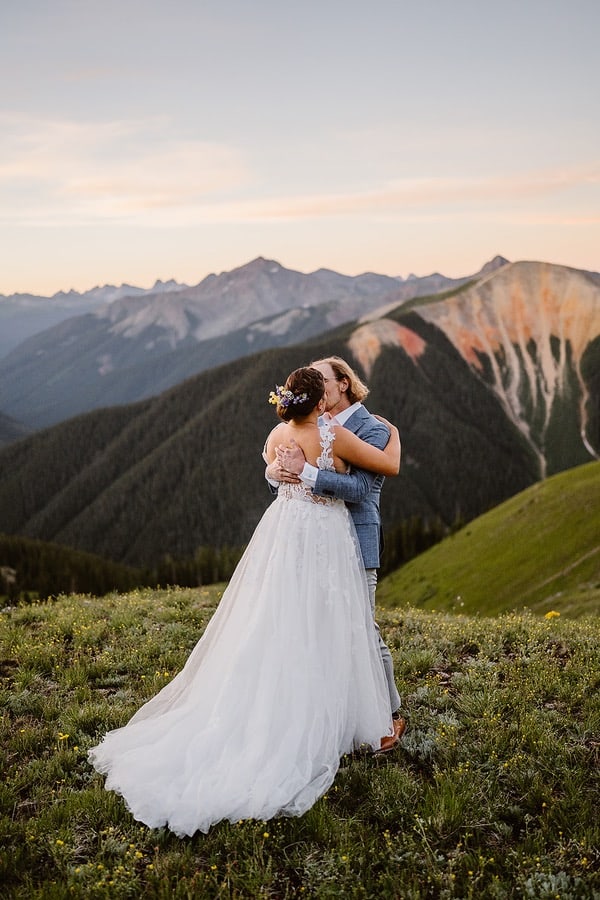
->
[478,255,510,276]
[416,261,600,473]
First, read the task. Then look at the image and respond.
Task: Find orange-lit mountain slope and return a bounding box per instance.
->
[350,261,600,476]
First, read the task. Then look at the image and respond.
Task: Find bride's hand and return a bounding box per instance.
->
[373,413,397,434]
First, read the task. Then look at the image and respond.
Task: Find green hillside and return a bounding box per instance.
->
[0,532,144,599]
[0,410,29,446]
[378,460,600,617]
[0,318,540,568]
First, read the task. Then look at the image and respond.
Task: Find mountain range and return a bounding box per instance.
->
[0,278,188,361]
[0,256,507,431]
[0,256,598,571]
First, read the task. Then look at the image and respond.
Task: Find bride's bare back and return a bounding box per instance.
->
[265,421,348,473]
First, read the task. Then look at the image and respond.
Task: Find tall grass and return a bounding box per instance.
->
[1,587,598,898]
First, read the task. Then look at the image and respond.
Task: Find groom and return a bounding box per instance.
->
[267,355,405,753]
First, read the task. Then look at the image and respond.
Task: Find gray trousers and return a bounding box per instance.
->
[366,568,401,714]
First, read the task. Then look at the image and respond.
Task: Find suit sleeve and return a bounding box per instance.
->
[312,419,389,503]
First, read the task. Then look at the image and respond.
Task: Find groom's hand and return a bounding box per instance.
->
[276,439,306,476]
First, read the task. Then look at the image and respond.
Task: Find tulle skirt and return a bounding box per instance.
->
[89,491,393,836]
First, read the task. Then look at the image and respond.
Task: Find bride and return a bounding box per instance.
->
[89,366,401,836]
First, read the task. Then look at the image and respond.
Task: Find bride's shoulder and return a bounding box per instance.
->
[264,422,287,451]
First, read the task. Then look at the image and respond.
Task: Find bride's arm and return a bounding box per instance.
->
[333,423,401,476]
[263,424,286,464]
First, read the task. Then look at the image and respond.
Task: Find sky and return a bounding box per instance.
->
[0,0,599,295]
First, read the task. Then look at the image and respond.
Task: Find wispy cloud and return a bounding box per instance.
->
[0,113,249,224]
[1,113,598,228]
[228,166,600,221]
[169,165,600,229]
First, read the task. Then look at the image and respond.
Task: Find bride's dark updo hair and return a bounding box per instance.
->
[271,367,325,422]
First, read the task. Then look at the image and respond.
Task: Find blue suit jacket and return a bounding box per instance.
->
[312,405,389,569]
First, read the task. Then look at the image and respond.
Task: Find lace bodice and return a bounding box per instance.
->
[279,420,340,505]
[315,420,336,472]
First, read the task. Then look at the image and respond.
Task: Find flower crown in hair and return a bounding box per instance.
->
[268,385,309,408]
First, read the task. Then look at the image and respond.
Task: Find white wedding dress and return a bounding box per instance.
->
[89,423,393,836]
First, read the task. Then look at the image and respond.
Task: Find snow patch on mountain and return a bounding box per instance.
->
[106,295,193,344]
[248,308,311,339]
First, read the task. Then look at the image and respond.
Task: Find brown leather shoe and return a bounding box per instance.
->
[375,716,407,754]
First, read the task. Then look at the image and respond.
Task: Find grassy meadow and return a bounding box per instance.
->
[377,461,600,618]
[1,586,599,899]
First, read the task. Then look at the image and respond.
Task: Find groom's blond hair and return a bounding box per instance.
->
[310,356,369,405]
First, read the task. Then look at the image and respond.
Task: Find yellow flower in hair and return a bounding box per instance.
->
[268,385,308,408]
